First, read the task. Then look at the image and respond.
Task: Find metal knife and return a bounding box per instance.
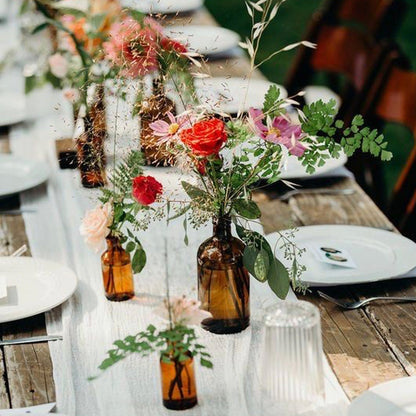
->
[0,335,63,346]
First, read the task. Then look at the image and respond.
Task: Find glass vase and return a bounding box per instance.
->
[197,216,250,334]
[101,236,135,301]
[160,352,198,410]
[76,85,107,188]
[139,78,175,166]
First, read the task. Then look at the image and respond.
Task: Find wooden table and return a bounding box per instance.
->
[1,6,415,410]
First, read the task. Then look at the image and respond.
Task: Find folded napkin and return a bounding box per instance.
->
[0,274,7,301]
[0,403,56,415]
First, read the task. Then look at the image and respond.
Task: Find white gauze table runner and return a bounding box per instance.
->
[8,83,349,415]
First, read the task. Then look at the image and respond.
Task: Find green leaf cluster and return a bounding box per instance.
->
[91,324,213,379]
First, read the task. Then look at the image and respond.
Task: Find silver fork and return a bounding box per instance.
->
[278,188,355,201]
[317,290,416,310]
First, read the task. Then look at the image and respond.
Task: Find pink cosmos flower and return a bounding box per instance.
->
[149,111,193,145]
[248,108,306,157]
[103,16,160,78]
[154,295,212,326]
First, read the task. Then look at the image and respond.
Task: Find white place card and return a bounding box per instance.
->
[308,243,357,269]
[0,402,56,415]
[0,274,7,301]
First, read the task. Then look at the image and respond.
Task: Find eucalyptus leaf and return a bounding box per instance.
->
[254,249,270,282]
[132,245,146,274]
[181,181,210,202]
[267,258,290,299]
[233,199,261,219]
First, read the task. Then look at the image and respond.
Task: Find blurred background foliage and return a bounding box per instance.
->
[206,0,416,198]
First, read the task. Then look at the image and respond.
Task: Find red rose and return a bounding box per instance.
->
[180,119,227,157]
[132,175,163,205]
[161,37,187,54]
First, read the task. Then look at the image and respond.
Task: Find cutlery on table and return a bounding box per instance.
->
[0,209,36,215]
[318,290,416,310]
[11,244,27,257]
[0,335,63,346]
[278,188,355,201]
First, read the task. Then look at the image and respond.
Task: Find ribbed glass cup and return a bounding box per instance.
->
[261,301,325,413]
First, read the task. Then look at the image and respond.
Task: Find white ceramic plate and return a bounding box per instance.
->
[0,154,49,198]
[0,257,77,323]
[280,151,347,179]
[195,77,288,114]
[123,0,203,14]
[0,92,26,127]
[268,225,416,286]
[164,25,240,56]
[348,377,416,416]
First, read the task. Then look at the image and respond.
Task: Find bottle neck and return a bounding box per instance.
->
[213,215,232,239]
[106,236,121,251]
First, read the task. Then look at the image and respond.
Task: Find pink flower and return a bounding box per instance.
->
[103,16,159,78]
[154,296,212,326]
[149,111,193,145]
[80,202,113,253]
[63,87,80,104]
[48,53,68,78]
[248,108,306,157]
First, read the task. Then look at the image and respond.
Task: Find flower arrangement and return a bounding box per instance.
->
[92,295,212,409]
[80,151,163,273]
[135,0,393,302]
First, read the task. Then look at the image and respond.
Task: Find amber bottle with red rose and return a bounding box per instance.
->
[197,215,250,334]
[101,236,135,301]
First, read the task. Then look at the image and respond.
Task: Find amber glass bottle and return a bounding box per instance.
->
[139,79,175,166]
[77,85,107,188]
[160,352,198,410]
[101,236,135,301]
[197,216,250,334]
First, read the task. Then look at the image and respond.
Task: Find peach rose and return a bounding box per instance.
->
[80,202,113,252]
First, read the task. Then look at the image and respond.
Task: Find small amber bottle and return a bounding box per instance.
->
[160,352,198,410]
[77,85,107,188]
[197,215,250,334]
[139,79,176,166]
[101,236,135,301]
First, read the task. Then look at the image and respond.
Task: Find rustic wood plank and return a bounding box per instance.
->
[0,130,56,409]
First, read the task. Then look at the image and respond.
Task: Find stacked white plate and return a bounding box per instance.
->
[123,0,203,14]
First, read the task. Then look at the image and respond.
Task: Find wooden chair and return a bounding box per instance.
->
[359,60,416,239]
[285,0,406,103]
[324,0,406,38]
[285,24,393,122]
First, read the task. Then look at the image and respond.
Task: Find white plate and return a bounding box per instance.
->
[348,377,416,416]
[0,92,26,127]
[0,154,49,198]
[0,257,77,323]
[268,225,416,286]
[280,151,347,179]
[123,0,203,14]
[164,25,240,56]
[195,77,287,114]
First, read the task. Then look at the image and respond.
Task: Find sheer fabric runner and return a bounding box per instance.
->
[9,88,348,415]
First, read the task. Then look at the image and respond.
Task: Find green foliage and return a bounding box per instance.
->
[262,84,284,119]
[233,199,261,219]
[236,224,290,298]
[92,324,213,379]
[99,151,147,274]
[300,100,392,174]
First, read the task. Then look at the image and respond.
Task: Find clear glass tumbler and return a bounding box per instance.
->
[261,300,325,414]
